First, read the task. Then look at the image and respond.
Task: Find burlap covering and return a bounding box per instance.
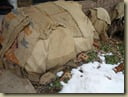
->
[112,2,124,20]
[88,8,111,40]
[0,1,95,73]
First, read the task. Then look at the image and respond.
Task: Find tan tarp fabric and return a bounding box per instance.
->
[88,8,111,40]
[54,1,95,39]
[0,12,30,59]
[54,1,95,53]
[0,1,95,73]
[112,2,124,20]
[46,27,75,70]
[95,8,111,25]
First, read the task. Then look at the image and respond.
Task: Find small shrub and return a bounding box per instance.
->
[105,55,120,64]
[86,51,97,62]
[100,42,112,52]
[51,78,62,89]
[117,43,125,57]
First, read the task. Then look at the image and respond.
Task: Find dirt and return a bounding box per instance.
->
[30,37,125,94]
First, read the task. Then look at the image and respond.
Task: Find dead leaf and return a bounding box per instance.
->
[113,63,124,73]
[76,52,89,63]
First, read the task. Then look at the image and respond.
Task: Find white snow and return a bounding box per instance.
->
[59,53,124,93]
[101,52,113,56]
[56,71,64,77]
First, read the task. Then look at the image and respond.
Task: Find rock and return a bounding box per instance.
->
[60,71,72,81]
[27,72,40,82]
[0,70,36,93]
[66,60,78,68]
[49,65,66,74]
[69,64,78,68]
[39,72,56,85]
[76,52,89,63]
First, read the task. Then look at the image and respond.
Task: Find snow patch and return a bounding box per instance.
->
[56,71,64,77]
[59,53,124,93]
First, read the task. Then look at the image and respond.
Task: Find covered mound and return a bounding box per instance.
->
[0,1,95,74]
[87,7,111,41]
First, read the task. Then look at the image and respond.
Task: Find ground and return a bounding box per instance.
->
[31,38,125,93]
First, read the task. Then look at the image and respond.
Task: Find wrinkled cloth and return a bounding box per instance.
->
[88,8,111,40]
[0,1,95,73]
[112,2,124,20]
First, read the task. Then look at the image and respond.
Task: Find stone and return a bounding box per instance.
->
[49,65,66,74]
[65,60,78,68]
[60,71,72,81]
[76,52,89,63]
[0,70,36,93]
[39,72,56,85]
[27,72,40,82]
